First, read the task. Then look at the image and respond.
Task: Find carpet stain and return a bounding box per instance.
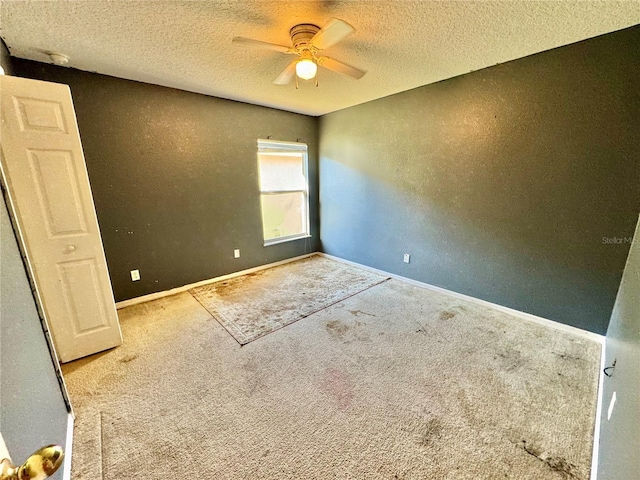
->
[320,368,353,410]
[415,418,442,446]
[349,309,376,317]
[552,352,582,361]
[495,348,525,371]
[326,320,350,338]
[213,281,236,297]
[119,354,138,363]
[518,440,580,479]
[401,414,443,448]
[439,310,457,321]
[455,388,476,422]
[242,359,258,372]
[326,319,371,343]
[242,358,269,396]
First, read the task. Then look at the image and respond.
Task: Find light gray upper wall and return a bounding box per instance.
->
[0,192,68,479]
[597,215,640,479]
[11,59,319,302]
[319,25,640,334]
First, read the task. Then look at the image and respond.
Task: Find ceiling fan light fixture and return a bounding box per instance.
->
[233,18,364,87]
[296,58,317,80]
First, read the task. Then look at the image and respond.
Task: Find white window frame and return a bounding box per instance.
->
[257,139,311,246]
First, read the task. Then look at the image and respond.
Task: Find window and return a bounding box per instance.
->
[257,139,310,246]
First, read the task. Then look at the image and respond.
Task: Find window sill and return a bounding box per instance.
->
[264,234,312,247]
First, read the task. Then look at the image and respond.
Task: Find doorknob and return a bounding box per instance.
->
[0,445,64,480]
[63,245,76,254]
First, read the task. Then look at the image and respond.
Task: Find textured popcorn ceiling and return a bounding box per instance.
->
[1,1,639,116]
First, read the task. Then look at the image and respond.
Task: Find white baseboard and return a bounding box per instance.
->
[318,253,604,345]
[63,412,74,480]
[116,253,318,309]
[590,342,606,480]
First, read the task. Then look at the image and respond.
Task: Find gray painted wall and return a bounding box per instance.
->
[0,191,68,480]
[11,59,319,302]
[597,215,640,479]
[319,26,640,335]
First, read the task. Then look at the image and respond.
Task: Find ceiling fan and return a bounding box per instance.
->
[232,18,366,87]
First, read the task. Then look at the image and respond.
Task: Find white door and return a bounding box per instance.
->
[0,75,122,362]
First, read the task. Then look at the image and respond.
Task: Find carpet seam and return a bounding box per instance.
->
[232,276,390,345]
[188,261,390,346]
[188,290,249,346]
[295,277,391,322]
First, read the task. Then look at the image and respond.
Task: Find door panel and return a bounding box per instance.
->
[27,148,89,236]
[0,75,122,362]
[13,96,68,133]
[58,258,112,334]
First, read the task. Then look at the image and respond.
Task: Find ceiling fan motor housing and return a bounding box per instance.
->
[290,24,320,50]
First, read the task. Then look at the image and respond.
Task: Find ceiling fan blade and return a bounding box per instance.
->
[273,60,298,85]
[317,57,366,79]
[311,18,355,50]
[232,36,293,53]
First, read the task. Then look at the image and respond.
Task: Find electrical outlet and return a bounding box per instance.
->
[234,249,240,259]
[403,253,411,264]
[130,269,140,281]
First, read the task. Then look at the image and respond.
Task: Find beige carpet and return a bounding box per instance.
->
[62,264,601,479]
[189,256,388,344]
